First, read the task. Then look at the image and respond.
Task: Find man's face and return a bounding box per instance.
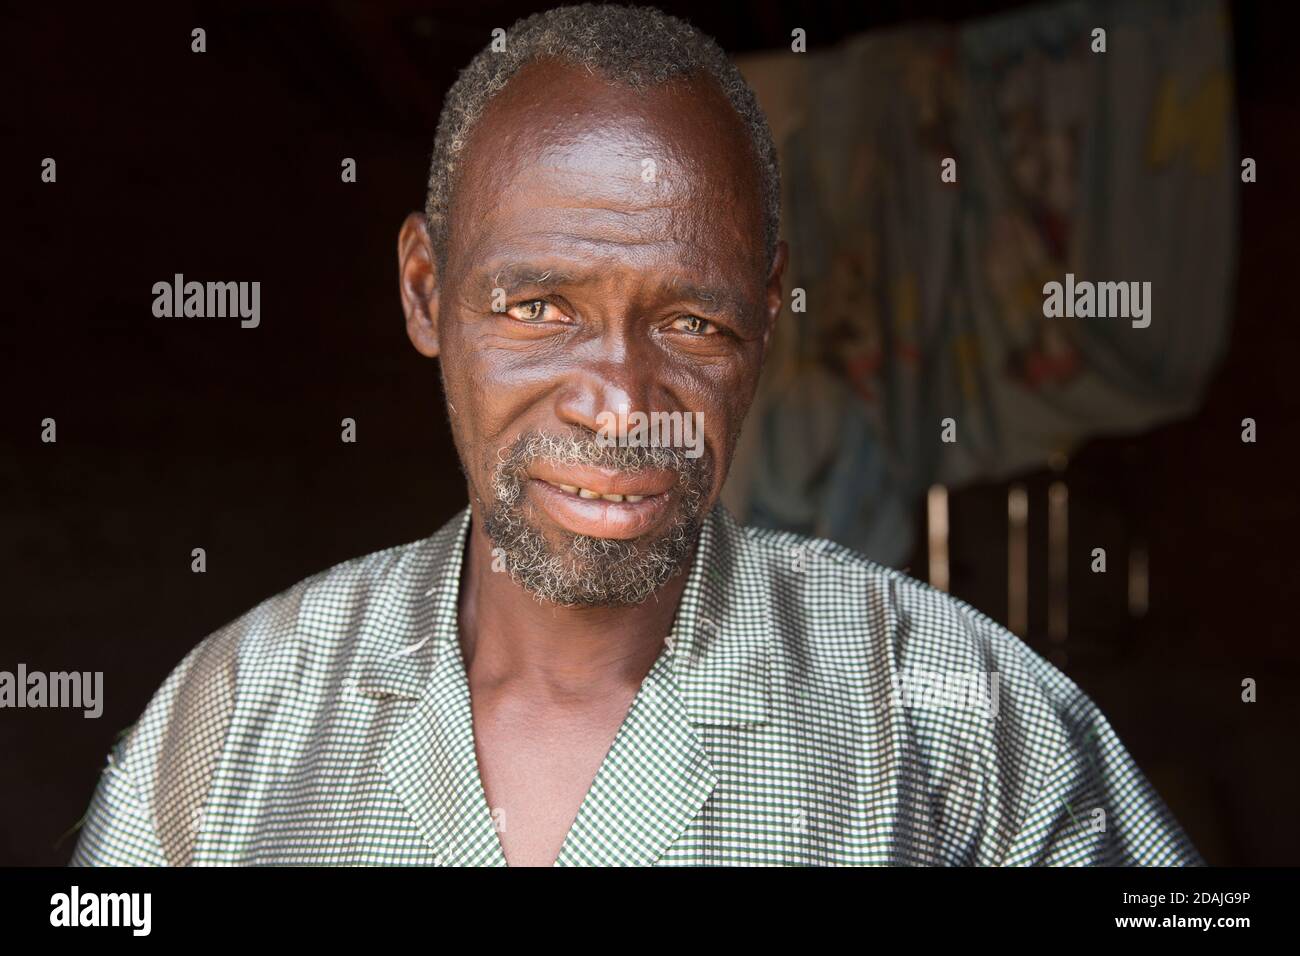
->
[402,60,786,606]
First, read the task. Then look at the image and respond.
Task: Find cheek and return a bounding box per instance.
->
[437,324,501,478]
[437,330,475,423]
[661,348,761,464]
[439,316,555,452]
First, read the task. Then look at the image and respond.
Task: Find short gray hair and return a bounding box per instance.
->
[425,3,781,272]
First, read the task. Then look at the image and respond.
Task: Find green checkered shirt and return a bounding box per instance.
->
[71,505,1201,866]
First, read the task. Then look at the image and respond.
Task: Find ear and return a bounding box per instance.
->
[760,239,789,356]
[399,212,441,358]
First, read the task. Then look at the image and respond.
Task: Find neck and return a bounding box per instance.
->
[456,504,694,700]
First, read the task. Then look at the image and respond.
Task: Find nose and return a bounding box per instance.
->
[553,327,657,437]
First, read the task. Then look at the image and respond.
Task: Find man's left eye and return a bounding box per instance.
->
[672,315,719,335]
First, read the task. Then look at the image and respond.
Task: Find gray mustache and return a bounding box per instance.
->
[496,430,703,473]
[490,430,711,510]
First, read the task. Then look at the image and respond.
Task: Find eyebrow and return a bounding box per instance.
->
[482,264,579,299]
[665,278,756,319]
[475,262,757,319]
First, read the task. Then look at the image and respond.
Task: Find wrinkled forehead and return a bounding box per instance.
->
[444,60,766,281]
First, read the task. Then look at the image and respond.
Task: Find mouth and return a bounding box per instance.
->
[538,479,648,503]
[523,463,677,540]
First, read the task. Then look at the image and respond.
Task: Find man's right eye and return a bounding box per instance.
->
[506,299,568,323]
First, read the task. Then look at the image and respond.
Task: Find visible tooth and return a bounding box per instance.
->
[578,488,600,499]
[624,495,645,503]
[601,493,625,502]
[557,483,579,494]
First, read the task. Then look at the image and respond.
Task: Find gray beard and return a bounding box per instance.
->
[481,430,712,607]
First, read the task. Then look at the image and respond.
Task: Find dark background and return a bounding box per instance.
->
[2,0,1296,865]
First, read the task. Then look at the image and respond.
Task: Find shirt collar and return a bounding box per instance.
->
[345,503,773,730]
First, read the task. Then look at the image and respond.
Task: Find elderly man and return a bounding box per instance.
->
[72,4,1200,867]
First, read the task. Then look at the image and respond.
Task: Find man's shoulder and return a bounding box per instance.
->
[730,516,1201,866]
[733,516,1109,800]
[190,512,467,678]
[732,515,1086,712]
[737,517,1002,648]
